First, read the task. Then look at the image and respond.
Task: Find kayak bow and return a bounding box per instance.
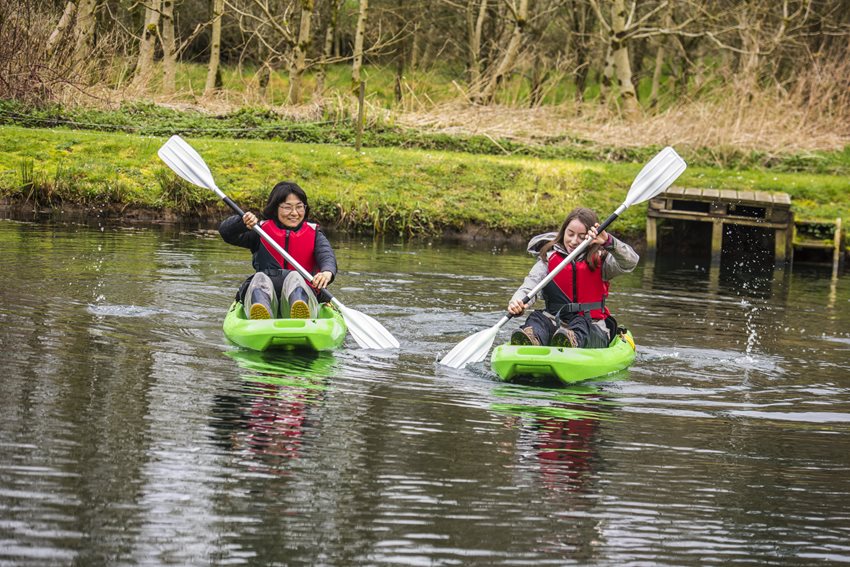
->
[223,301,347,352]
[491,331,636,384]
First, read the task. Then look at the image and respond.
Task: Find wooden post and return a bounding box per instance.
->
[833,218,843,279]
[711,219,723,269]
[774,228,787,266]
[355,81,366,152]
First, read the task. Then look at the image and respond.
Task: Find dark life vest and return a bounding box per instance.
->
[543,251,609,320]
[259,220,318,281]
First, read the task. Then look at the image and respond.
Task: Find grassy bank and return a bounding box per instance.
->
[1,125,848,240]
[2,100,849,177]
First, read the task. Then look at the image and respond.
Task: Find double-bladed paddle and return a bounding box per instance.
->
[157,135,400,350]
[439,146,687,369]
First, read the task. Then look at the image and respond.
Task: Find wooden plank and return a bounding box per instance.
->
[754,191,773,203]
[720,189,738,200]
[684,187,703,197]
[773,193,791,205]
[666,187,685,196]
[703,188,720,198]
[737,190,755,201]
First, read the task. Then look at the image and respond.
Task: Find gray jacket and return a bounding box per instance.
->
[510,232,639,307]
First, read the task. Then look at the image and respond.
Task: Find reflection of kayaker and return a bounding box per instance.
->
[211,352,331,466]
[534,415,599,492]
[507,207,638,348]
[219,181,337,320]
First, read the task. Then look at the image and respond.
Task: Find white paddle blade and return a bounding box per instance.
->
[439,325,501,369]
[338,304,400,349]
[624,146,687,207]
[157,135,222,196]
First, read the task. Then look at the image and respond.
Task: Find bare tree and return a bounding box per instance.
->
[131,0,162,91]
[465,0,488,98]
[161,0,177,93]
[288,0,315,103]
[73,0,99,68]
[478,0,528,103]
[205,0,225,95]
[46,1,78,59]
[315,0,343,98]
[352,0,367,90]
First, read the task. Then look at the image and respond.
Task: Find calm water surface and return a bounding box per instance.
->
[1,219,849,565]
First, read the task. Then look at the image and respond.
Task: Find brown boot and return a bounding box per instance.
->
[510,327,541,346]
[551,328,577,348]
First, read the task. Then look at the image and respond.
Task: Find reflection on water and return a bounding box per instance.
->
[1,218,849,565]
[211,351,336,468]
[492,382,621,494]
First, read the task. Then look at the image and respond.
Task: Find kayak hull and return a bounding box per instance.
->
[491,331,636,384]
[222,301,347,352]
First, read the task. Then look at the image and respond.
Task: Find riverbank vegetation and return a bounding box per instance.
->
[0,0,848,239]
[2,125,848,240]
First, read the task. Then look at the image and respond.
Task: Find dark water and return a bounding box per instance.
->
[1,219,849,566]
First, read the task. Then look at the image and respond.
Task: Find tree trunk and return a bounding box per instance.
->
[161,0,176,94]
[529,50,547,107]
[648,2,671,109]
[600,42,613,102]
[351,0,368,91]
[204,0,225,96]
[315,0,341,99]
[648,36,665,108]
[288,0,315,104]
[394,0,406,103]
[409,21,420,70]
[46,0,77,59]
[131,0,161,91]
[478,0,528,104]
[72,0,97,69]
[466,0,487,99]
[610,0,639,117]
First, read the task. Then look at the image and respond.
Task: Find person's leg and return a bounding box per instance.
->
[244,272,278,319]
[554,315,610,348]
[281,271,318,318]
[511,311,556,346]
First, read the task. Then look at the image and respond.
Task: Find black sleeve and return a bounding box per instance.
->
[314,230,338,282]
[219,214,259,250]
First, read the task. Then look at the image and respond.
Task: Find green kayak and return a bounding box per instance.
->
[222,301,347,352]
[491,330,636,384]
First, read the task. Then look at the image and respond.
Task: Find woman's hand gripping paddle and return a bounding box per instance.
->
[438,146,687,369]
[157,135,400,350]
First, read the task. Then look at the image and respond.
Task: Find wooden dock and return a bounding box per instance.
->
[646,188,793,267]
[794,218,844,276]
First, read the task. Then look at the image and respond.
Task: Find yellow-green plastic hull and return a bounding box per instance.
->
[491,331,636,384]
[223,301,347,352]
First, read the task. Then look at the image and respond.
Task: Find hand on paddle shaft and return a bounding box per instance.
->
[242,211,333,290]
[507,223,609,317]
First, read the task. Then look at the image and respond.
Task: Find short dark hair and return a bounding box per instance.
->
[262,181,310,221]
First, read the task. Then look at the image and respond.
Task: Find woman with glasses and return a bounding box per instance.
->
[219,181,337,319]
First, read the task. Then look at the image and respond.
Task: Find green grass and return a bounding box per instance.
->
[1,125,848,242]
[3,99,848,177]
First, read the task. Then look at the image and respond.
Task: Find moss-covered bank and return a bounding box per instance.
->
[1,126,848,242]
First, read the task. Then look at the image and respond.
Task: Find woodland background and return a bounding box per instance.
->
[0,0,848,237]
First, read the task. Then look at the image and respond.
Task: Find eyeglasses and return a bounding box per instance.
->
[279,203,305,214]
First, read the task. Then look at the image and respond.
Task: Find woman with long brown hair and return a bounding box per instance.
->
[508,207,638,348]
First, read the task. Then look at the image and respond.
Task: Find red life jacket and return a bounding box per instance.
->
[259,220,318,282]
[545,251,609,320]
